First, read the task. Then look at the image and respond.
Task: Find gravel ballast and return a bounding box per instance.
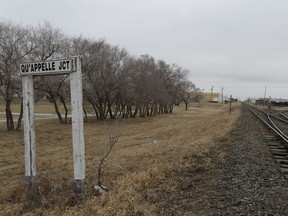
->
[201,104,288,215]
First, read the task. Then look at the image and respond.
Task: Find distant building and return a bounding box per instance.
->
[202,92,219,102]
[201,92,230,103]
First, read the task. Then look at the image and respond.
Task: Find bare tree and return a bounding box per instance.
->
[0,20,36,130]
[74,37,129,120]
[181,81,196,110]
[190,87,203,103]
[133,55,157,117]
[70,35,194,120]
[31,22,70,124]
[154,62,188,113]
[71,37,105,119]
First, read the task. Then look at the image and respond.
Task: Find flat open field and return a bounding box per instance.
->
[0,102,240,215]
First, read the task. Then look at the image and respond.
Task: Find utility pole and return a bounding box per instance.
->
[229,95,232,114]
[221,86,224,104]
[210,85,213,102]
[264,86,267,106]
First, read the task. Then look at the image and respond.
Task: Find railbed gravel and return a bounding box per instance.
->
[201,104,288,215]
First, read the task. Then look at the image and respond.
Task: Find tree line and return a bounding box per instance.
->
[0,20,201,131]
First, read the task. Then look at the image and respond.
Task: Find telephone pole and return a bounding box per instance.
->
[221,86,224,104]
[210,85,213,102]
[264,86,267,105]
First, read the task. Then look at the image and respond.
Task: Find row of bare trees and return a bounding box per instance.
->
[0,20,200,131]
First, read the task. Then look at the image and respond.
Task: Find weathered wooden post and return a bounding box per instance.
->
[20,56,85,194]
[70,56,85,194]
[22,75,36,184]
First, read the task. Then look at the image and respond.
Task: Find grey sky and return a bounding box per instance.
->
[2,0,288,99]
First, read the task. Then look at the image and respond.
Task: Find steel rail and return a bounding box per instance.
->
[267,112,288,141]
[247,104,288,144]
[268,112,288,123]
[280,112,288,120]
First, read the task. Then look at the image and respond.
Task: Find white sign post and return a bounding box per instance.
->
[22,75,36,182]
[20,56,85,194]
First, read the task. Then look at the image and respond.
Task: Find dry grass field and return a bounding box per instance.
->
[0,101,241,215]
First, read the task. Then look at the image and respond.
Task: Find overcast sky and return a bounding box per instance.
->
[2,0,288,100]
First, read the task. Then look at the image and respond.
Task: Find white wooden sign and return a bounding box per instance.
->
[21,56,85,194]
[20,59,74,76]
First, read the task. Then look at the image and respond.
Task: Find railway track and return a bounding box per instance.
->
[246,103,288,177]
[280,111,288,120]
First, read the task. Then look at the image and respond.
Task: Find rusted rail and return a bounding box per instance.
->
[247,104,288,143]
[246,103,288,177]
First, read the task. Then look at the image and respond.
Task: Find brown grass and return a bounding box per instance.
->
[0,102,241,215]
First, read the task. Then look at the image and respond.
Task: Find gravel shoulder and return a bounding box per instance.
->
[200,104,288,215]
[164,104,288,215]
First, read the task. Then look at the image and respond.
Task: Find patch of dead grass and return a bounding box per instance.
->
[0,102,241,215]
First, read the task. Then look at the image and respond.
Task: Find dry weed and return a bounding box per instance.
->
[0,102,241,215]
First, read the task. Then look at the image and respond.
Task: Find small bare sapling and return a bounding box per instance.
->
[95,120,124,193]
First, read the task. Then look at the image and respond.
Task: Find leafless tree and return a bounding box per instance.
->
[68,35,195,121]
[0,20,36,130]
[76,38,107,119]
[190,87,203,103]
[0,20,200,134]
[73,37,129,120]
[181,81,196,110]
[154,62,188,114]
[31,22,70,124]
